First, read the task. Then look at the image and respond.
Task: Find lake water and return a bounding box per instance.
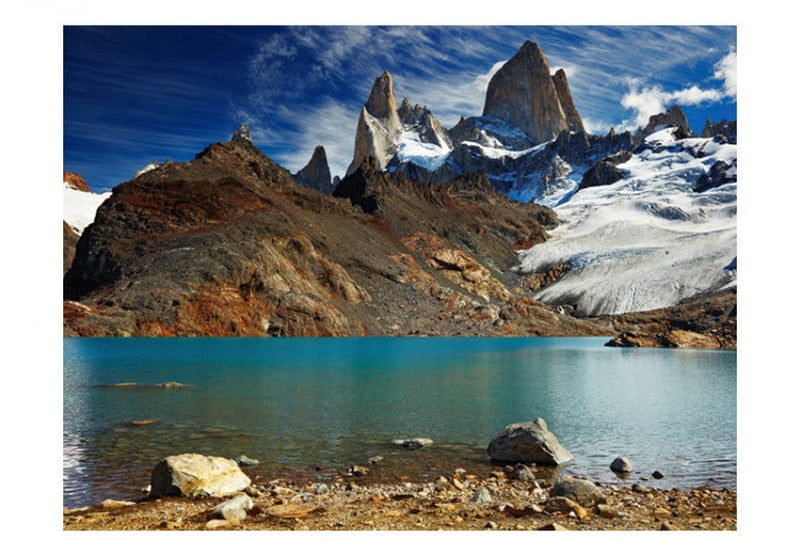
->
[63,337,736,508]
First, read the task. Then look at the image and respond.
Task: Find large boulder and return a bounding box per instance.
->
[487,418,573,466]
[150,453,251,498]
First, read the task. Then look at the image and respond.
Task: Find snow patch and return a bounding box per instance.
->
[63,183,112,234]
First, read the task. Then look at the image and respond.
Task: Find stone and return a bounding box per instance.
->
[391,438,434,450]
[487,418,573,465]
[349,465,370,476]
[212,493,253,522]
[205,519,233,529]
[471,488,492,504]
[97,499,135,509]
[368,456,384,465]
[234,455,259,467]
[550,477,607,507]
[632,483,652,494]
[511,463,539,484]
[610,456,633,474]
[544,496,588,520]
[150,453,251,498]
[652,470,664,480]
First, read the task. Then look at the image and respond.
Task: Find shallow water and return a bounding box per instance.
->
[63,337,736,508]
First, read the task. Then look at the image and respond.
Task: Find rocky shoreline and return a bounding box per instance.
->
[63,461,736,532]
[64,422,735,532]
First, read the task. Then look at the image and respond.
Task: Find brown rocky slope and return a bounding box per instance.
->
[64,136,614,338]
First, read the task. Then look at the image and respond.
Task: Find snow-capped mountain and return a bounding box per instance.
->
[514,127,737,316]
[336,40,737,318]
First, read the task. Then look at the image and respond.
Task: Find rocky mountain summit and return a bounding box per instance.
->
[483,41,579,144]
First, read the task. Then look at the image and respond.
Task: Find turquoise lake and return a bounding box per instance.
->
[63,337,736,508]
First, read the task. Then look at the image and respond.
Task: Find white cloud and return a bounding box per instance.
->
[621,79,725,128]
[671,85,722,105]
[714,49,737,98]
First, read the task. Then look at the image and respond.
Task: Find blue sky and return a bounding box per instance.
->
[64,25,736,191]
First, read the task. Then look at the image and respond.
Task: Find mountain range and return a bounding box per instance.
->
[63,41,737,348]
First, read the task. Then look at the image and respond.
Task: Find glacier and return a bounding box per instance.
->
[514,128,737,316]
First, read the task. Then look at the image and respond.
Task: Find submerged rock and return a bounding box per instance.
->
[150,453,251,498]
[391,438,434,450]
[487,418,573,466]
[234,455,259,467]
[610,456,633,474]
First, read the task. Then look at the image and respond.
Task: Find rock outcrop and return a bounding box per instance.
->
[150,454,251,498]
[294,145,333,194]
[605,287,737,350]
[63,171,89,192]
[701,118,737,144]
[482,41,571,144]
[487,418,573,466]
[641,105,694,138]
[231,124,253,144]
[63,220,80,275]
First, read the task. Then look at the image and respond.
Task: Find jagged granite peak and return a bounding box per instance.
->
[365,71,401,125]
[294,145,333,194]
[482,41,570,144]
[642,105,694,138]
[701,118,737,144]
[232,124,253,144]
[551,68,584,134]
[397,98,453,150]
[347,71,404,175]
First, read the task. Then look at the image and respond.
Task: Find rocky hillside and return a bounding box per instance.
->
[63,132,614,338]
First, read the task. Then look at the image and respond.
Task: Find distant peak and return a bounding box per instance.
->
[232,124,253,144]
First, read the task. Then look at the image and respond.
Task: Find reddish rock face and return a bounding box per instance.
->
[63,171,90,192]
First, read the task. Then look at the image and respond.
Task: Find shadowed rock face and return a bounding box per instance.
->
[63,137,619,338]
[294,145,333,194]
[482,41,569,144]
